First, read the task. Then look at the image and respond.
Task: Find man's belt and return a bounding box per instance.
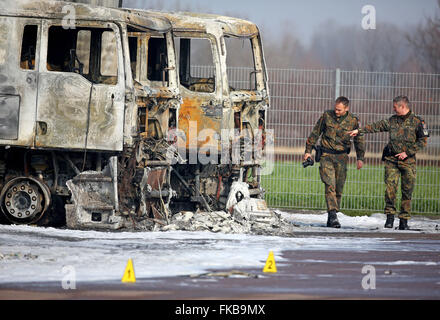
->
[320,146,350,155]
[313,146,349,162]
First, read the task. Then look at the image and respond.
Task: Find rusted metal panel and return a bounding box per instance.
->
[178,97,222,152]
[146,167,167,190]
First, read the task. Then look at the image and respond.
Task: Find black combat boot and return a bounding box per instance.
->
[327,210,341,228]
[384,214,394,228]
[398,218,409,230]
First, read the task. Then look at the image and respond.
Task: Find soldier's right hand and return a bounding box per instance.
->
[304,153,312,161]
[348,129,359,137]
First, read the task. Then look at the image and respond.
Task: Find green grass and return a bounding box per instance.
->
[261,161,440,215]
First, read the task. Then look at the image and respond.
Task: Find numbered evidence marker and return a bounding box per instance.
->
[121,258,136,283]
[263,251,277,273]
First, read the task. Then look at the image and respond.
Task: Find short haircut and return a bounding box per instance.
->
[335,96,350,107]
[393,96,410,107]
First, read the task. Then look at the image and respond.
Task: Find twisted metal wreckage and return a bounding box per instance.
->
[0,1,279,232]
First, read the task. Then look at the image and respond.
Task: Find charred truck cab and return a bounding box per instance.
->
[0,1,179,229]
[134,11,271,214]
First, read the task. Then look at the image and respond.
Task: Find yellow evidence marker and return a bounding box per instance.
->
[121,258,136,283]
[263,251,277,273]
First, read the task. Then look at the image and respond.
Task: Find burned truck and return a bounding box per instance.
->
[0,1,272,230]
[0,1,180,228]
[126,10,272,216]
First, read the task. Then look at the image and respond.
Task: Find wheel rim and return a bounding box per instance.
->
[1,177,51,224]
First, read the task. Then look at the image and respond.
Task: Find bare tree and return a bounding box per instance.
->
[407,0,440,73]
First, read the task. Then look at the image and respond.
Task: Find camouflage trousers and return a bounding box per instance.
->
[319,153,348,212]
[384,157,416,220]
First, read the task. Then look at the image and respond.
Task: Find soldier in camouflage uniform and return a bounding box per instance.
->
[304,97,365,228]
[349,96,428,230]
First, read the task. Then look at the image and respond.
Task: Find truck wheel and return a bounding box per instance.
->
[0,177,51,225]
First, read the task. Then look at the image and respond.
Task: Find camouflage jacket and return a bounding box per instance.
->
[305,110,365,161]
[358,110,428,157]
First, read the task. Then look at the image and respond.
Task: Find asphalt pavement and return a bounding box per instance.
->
[1,227,439,300]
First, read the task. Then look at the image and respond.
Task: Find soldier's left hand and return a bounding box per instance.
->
[348,129,359,137]
[395,152,408,160]
[357,160,363,170]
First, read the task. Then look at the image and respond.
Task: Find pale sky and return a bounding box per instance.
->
[123,0,439,46]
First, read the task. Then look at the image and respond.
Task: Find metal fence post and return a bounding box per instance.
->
[335,68,341,99]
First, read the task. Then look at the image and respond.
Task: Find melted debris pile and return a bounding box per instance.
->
[118,181,296,236]
[157,208,295,236]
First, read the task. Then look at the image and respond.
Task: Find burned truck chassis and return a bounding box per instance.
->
[0,142,264,229]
